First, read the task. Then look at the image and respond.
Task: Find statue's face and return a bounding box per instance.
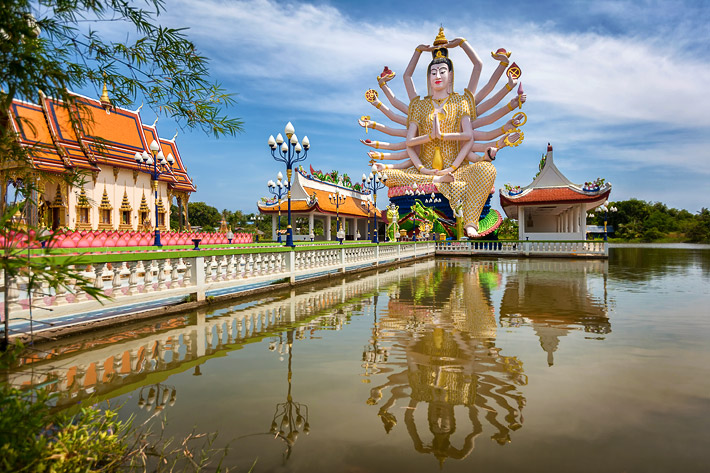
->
[429,64,450,93]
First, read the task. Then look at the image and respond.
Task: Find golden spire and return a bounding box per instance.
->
[99,77,112,111]
[433,27,448,46]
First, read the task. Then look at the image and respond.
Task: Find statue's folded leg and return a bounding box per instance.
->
[384,168,436,188]
[439,162,496,228]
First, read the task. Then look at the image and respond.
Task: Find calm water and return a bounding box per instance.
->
[8,246,710,472]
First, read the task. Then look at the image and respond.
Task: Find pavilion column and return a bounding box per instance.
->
[518,206,525,240]
[326,215,332,240]
[271,214,277,241]
[308,213,314,237]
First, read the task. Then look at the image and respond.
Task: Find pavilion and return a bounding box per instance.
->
[257,166,380,241]
[499,144,611,240]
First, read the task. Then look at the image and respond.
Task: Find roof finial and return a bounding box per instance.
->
[152,117,159,127]
[135,101,144,113]
[99,74,112,113]
[171,130,179,141]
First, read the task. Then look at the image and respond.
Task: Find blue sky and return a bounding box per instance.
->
[107,0,709,214]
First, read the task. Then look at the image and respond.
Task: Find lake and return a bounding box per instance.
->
[7,245,710,472]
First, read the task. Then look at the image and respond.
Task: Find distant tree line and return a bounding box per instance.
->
[176,199,710,243]
[171,202,271,234]
[593,199,710,243]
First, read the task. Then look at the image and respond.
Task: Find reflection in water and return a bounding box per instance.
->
[268,329,310,462]
[365,262,528,466]
[498,259,610,366]
[4,255,629,470]
[137,383,176,412]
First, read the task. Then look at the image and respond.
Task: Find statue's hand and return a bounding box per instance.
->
[419,167,436,175]
[358,117,374,128]
[417,44,433,52]
[372,163,388,172]
[485,147,499,160]
[519,94,527,105]
[492,50,510,62]
[435,168,452,176]
[360,138,376,148]
[431,115,442,140]
[507,74,518,90]
[445,37,465,48]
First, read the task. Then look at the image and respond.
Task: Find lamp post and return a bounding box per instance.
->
[596,203,617,241]
[361,165,388,243]
[329,191,346,244]
[360,198,373,240]
[268,172,288,243]
[268,123,310,247]
[135,140,175,247]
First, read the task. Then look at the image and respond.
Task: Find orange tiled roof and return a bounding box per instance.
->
[258,187,378,218]
[9,93,196,193]
[500,187,610,207]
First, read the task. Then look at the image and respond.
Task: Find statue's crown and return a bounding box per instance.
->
[433,27,447,46]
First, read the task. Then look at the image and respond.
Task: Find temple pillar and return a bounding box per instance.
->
[326,215,332,240]
[308,213,314,238]
[271,214,277,241]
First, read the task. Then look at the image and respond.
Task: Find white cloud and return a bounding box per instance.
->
[149,0,708,211]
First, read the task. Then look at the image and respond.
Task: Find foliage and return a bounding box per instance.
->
[589,199,709,243]
[0,381,235,472]
[187,201,221,230]
[1,0,242,138]
[0,384,129,472]
[497,218,519,240]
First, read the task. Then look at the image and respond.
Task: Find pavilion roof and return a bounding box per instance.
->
[9,92,196,193]
[500,187,611,206]
[257,186,378,218]
[258,168,379,218]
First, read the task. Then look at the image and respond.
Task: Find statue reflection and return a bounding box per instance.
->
[365,262,526,465]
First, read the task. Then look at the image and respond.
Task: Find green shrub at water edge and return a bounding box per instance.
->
[0,384,129,472]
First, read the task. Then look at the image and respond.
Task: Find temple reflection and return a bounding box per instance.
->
[364,261,527,466]
[498,259,611,366]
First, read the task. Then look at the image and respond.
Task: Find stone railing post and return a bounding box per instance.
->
[286,249,296,284]
[190,256,206,301]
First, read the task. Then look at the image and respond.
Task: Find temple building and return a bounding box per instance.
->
[499,144,611,240]
[6,89,195,232]
[257,166,380,241]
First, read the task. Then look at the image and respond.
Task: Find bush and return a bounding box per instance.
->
[0,385,129,472]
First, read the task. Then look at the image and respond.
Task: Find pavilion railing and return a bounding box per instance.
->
[435,240,608,257]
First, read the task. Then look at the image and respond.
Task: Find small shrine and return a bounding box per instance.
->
[499,144,611,240]
[257,166,379,241]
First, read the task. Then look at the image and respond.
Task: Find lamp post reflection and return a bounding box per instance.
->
[362,294,388,380]
[269,329,309,462]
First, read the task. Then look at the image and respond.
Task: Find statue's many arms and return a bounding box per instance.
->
[361,27,526,238]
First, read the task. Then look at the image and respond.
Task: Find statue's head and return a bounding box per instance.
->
[428,48,453,95]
